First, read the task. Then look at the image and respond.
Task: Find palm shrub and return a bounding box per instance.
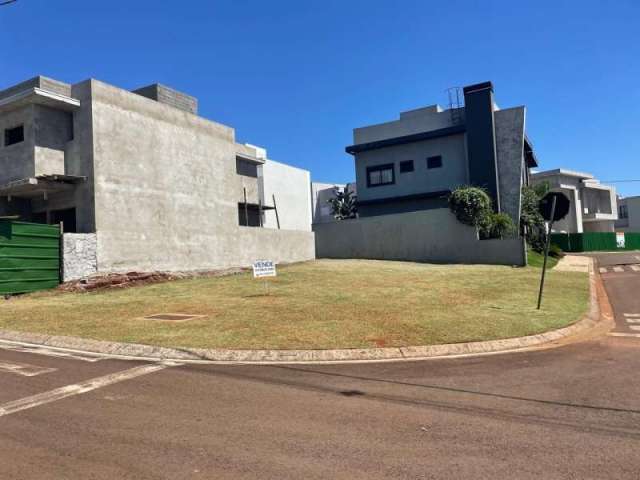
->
[327,185,357,220]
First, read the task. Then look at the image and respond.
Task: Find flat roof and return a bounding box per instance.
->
[0,87,80,114]
[532,168,595,180]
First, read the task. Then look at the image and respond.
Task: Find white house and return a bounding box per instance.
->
[531,169,617,233]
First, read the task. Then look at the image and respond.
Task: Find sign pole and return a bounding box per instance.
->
[537,195,557,310]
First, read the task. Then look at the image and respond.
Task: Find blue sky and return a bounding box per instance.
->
[2,0,639,195]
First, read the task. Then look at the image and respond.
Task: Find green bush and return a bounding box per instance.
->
[548,243,565,258]
[448,186,516,240]
[520,183,549,251]
[487,212,516,239]
[448,186,492,228]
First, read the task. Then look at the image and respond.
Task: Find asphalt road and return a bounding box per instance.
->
[2,254,640,479]
[594,251,640,337]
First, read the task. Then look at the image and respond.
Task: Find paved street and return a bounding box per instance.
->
[1,254,640,479]
[594,251,640,338]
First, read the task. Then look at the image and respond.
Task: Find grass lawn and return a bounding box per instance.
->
[527,249,559,269]
[0,260,589,350]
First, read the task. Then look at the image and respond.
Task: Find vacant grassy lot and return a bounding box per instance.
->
[0,260,589,350]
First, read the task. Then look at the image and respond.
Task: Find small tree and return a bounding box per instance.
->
[448,186,515,239]
[520,182,549,251]
[327,185,357,220]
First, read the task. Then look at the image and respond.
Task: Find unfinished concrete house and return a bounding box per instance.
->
[0,76,314,280]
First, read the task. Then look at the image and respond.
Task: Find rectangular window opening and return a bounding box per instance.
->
[4,125,24,146]
[30,208,77,233]
[619,205,628,219]
[399,160,414,173]
[236,157,259,177]
[367,163,395,187]
[427,155,442,169]
[238,203,263,227]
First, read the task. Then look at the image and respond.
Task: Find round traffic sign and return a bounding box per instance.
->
[538,191,570,222]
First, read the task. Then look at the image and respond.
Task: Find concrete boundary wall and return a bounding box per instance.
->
[62,233,98,281]
[95,228,315,274]
[313,209,526,266]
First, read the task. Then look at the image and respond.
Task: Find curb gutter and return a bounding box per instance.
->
[0,260,607,364]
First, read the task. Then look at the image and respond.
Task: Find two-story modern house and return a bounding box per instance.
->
[531,169,617,233]
[345,81,538,227]
[0,76,314,276]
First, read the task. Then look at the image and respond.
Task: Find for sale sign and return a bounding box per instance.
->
[252,260,277,278]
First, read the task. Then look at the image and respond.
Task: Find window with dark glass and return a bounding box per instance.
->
[367,163,394,187]
[238,203,262,226]
[427,155,442,169]
[4,125,24,146]
[236,157,258,177]
[619,205,629,219]
[399,160,414,173]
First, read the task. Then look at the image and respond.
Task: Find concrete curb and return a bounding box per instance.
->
[0,261,606,364]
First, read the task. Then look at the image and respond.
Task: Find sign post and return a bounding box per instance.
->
[537,192,570,310]
[252,260,277,295]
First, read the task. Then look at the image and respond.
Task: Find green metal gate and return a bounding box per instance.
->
[0,220,61,295]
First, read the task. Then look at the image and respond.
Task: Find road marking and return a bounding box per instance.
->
[0,340,103,362]
[0,361,56,377]
[613,266,624,273]
[624,313,640,318]
[609,332,640,338]
[599,267,608,273]
[635,255,640,262]
[631,265,640,272]
[0,362,176,418]
[629,326,640,332]
[626,319,640,324]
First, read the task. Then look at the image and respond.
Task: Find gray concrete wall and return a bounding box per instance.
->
[0,76,71,101]
[62,233,97,281]
[231,228,315,268]
[314,208,526,266]
[0,105,35,184]
[621,197,640,232]
[494,106,526,225]
[132,84,198,115]
[87,79,314,273]
[261,159,312,231]
[33,104,72,177]
[354,134,467,203]
[353,105,459,144]
[66,80,97,233]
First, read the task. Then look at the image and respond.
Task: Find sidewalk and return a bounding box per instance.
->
[554,255,592,273]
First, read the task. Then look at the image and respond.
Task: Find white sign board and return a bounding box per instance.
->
[253,260,277,278]
[616,232,626,249]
